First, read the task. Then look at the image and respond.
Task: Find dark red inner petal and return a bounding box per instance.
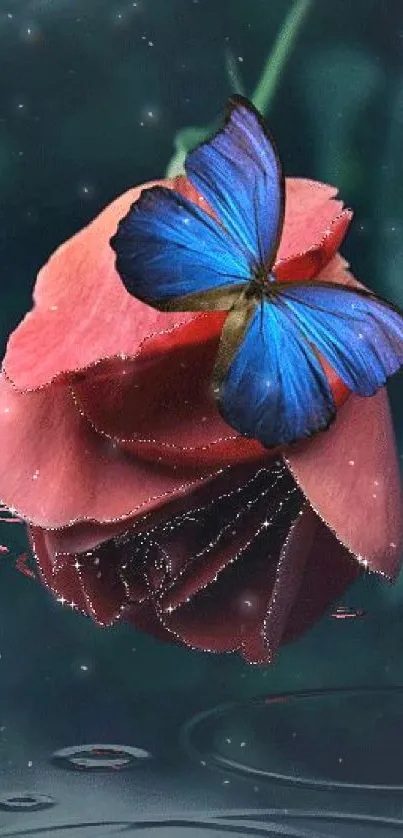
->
[30,460,360,664]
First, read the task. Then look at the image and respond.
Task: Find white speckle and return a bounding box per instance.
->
[348,460,355,466]
[80,664,88,672]
[3,407,10,414]
[32,469,40,480]
[390,542,397,549]
[148,40,154,47]
[238,56,244,62]
[28,760,33,768]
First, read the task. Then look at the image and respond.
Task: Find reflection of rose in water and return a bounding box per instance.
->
[0,176,401,664]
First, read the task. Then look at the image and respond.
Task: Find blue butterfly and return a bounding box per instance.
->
[110,95,403,448]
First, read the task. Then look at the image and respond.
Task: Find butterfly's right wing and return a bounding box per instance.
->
[186,95,285,268]
[111,96,285,312]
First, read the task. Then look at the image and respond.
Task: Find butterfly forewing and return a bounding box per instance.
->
[185,95,285,270]
[110,185,249,310]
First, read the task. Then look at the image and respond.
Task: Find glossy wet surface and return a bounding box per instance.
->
[182,688,403,791]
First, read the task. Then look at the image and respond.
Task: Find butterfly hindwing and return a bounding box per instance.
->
[185,95,285,269]
[216,298,336,448]
[110,185,248,310]
[276,281,403,396]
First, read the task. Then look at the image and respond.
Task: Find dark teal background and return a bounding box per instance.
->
[0,1,403,832]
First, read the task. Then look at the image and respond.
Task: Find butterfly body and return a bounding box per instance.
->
[111,95,403,449]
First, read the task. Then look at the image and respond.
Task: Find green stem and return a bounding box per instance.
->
[165,0,313,177]
[252,0,313,114]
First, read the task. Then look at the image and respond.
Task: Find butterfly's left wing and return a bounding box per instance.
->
[214,297,336,448]
[110,186,249,311]
[275,281,403,396]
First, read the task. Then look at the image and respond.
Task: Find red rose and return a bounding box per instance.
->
[0,176,401,664]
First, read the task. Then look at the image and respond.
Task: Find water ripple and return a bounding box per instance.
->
[181,687,403,791]
[1,809,403,837]
[0,793,56,813]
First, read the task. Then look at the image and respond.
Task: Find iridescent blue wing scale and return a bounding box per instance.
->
[110,186,248,310]
[186,95,284,268]
[216,282,403,448]
[276,281,403,396]
[216,298,336,448]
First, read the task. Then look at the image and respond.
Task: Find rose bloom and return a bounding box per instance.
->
[0,176,401,665]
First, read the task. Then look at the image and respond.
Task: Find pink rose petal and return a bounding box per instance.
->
[285,388,403,579]
[71,315,266,468]
[3,181,195,392]
[276,178,351,267]
[0,373,222,528]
